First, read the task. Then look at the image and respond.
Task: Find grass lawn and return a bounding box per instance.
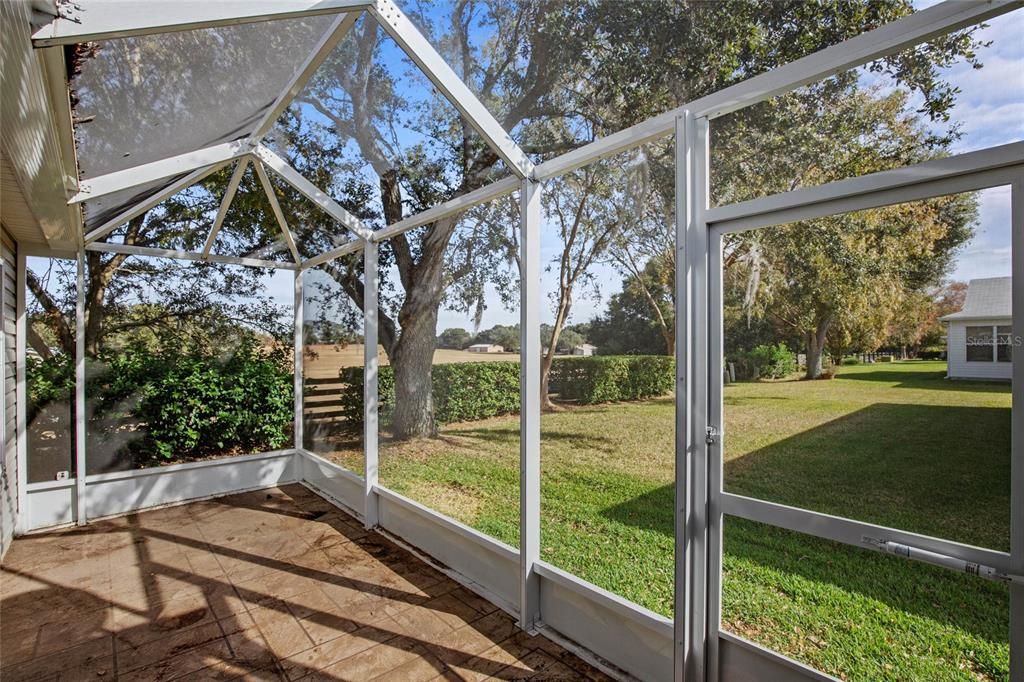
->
[347,361,1010,680]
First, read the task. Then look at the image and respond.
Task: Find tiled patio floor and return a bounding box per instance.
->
[0,485,614,681]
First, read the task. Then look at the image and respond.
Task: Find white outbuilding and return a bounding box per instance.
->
[941,276,1013,381]
[467,343,504,353]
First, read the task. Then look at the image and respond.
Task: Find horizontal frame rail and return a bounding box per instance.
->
[32,0,371,46]
[83,160,237,244]
[722,492,1014,575]
[71,141,253,204]
[372,175,520,243]
[301,238,364,269]
[706,142,1024,233]
[85,242,298,270]
[532,0,1022,180]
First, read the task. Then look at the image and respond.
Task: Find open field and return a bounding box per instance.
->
[302,344,518,378]
[313,361,1011,680]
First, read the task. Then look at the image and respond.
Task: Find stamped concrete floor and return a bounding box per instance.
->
[0,485,614,681]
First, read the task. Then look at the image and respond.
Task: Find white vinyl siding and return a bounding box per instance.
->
[1,227,17,557]
[946,319,1014,381]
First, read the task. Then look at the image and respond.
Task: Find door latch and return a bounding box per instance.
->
[705,425,719,446]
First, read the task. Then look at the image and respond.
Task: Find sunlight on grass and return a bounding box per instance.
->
[325,361,1011,680]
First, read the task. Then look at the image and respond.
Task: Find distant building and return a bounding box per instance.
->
[467,343,504,353]
[572,343,597,357]
[940,276,1012,381]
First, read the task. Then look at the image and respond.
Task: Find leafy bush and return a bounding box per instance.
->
[877,355,894,363]
[548,355,674,404]
[843,356,861,366]
[29,339,294,465]
[748,343,797,379]
[26,353,74,420]
[340,355,674,425]
[135,339,293,459]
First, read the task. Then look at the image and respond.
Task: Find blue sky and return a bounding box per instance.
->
[272,5,1021,333]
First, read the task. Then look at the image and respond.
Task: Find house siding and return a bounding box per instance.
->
[946,318,1014,381]
[1,227,17,557]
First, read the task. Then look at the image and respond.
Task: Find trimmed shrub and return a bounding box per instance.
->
[548,355,674,404]
[340,361,520,426]
[842,356,861,366]
[340,355,675,425]
[748,343,797,379]
[877,355,894,363]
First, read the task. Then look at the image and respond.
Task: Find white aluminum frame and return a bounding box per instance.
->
[519,178,542,632]
[363,240,380,528]
[71,140,254,204]
[202,158,251,258]
[31,0,371,46]
[704,155,1024,681]
[254,145,374,242]
[253,159,301,263]
[674,111,711,682]
[83,161,237,245]
[85,241,299,271]
[367,0,533,179]
[15,3,1022,680]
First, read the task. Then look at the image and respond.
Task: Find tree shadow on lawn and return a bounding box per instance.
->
[600,401,1011,638]
[600,483,1009,643]
[835,367,1010,393]
[442,424,620,454]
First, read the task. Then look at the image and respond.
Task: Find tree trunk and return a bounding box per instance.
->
[390,305,440,439]
[804,316,832,379]
[540,296,572,411]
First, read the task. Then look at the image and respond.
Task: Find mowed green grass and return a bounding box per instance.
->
[370,361,1011,680]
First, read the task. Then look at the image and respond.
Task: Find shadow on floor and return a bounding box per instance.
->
[1,485,611,681]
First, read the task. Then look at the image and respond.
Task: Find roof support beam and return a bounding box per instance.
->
[32,0,371,47]
[71,140,252,205]
[706,141,1024,233]
[368,0,533,179]
[86,241,297,271]
[202,157,250,258]
[253,159,302,263]
[83,160,234,244]
[254,144,373,241]
[248,12,361,141]
[533,0,1023,180]
[372,175,519,243]
[301,237,364,269]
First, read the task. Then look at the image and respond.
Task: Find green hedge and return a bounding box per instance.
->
[548,355,674,404]
[339,355,674,426]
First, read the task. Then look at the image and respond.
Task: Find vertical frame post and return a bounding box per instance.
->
[14,251,27,534]
[519,178,542,631]
[363,240,380,528]
[75,251,87,525]
[293,269,304,452]
[673,110,710,682]
[1010,178,1023,682]
[705,225,725,681]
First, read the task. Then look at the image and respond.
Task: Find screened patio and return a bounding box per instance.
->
[2,0,1022,680]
